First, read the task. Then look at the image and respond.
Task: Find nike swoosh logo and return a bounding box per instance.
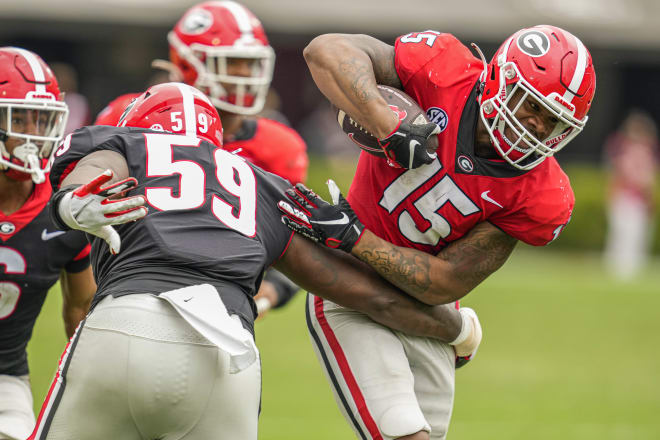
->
[409,140,421,168]
[310,212,349,225]
[481,191,503,208]
[41,229,66,241]
[183,297,193,302]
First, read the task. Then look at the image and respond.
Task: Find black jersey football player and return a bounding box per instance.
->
[30,82,480,440]
[0,47,95,440]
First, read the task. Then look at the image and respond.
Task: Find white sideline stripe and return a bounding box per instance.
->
[13,47,46,93]
[563,35,588,104]
[175,83,197,137]
[221,1,254,37]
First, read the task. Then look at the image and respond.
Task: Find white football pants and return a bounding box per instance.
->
[306,294,455,440]
[29,293,261,440]
[0,374,34,440]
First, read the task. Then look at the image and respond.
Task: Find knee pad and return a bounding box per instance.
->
[378,404,431,439]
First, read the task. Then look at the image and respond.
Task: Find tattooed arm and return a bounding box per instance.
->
[273,234,462,342]
[352,223,518,305]
[303,34,402,139]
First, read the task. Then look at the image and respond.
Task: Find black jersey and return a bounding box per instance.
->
[50,126,294,333]
[0,180,90,376]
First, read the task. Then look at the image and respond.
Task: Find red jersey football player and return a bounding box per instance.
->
[95,1,307,315]
[279,25,596,440]
[0,47,95,440]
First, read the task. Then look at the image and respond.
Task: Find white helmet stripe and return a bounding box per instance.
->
[562,35,588,104]
[12,47,46,93]
[175,83,197,137]
[498,36,515,66]
[220,1,255,39]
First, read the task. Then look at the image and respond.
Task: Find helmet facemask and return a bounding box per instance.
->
[168,31,274,116]
[0,97,69,183]
[481,63,587,171]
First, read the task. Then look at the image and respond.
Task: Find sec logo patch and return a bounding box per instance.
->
[427,107,448,132]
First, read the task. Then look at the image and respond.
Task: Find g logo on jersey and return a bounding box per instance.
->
[457,155,474,173]
[516,30,550,57]
[181,8,213,35]
[427,107,448,132]
[0,222,16,235]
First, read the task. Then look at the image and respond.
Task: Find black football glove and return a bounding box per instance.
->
[378,119,440,169]
[278,180,364,253]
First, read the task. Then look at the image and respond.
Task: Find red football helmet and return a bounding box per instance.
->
[0,47,69,183]
[479,25,596,170]
[94,93,140,126]
[119,82,223,147]
[158,1,275,115]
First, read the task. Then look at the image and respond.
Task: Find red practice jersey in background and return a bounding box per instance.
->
[347,31,574,254]
[223,118,308,185]
[95,95,308,185]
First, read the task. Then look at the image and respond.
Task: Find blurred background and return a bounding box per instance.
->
[4,1,659,439]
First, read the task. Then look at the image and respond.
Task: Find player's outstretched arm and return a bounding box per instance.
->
[60,266,96,338]
[354,223,518,305]
[279,181,517,305]
[274,234,463,342]
[303,34,401,139]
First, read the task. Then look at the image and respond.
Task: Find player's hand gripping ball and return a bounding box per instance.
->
[336,85,439,169]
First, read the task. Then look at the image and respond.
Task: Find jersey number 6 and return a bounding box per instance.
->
[0,247,26,319]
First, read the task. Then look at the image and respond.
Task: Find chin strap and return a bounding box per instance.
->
[26,154,45,184]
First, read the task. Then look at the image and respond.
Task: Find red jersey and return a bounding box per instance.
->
[95,97,308,185]
[347,31,574,253]
[224,118,308,185]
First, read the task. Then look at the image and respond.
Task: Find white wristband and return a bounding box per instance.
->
[450,308,473,346]
[255,297,272,315]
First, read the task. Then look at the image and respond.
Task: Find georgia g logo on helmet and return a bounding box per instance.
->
[180,8,213,35]
[516,30,550,57]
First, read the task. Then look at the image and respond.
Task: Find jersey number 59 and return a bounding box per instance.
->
[143,133,257,237]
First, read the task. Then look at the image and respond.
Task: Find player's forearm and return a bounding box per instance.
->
[275,235,462,341]
[352,230,466,305]
[60,269,95,338]
[62,303,88,338]
[303,34,397,138]
[352,226,517,305]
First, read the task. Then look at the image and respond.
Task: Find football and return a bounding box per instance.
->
[336,85,438,158]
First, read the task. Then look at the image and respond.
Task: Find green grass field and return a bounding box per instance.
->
[27,248,660,439]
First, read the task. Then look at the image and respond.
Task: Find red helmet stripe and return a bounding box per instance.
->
[221,1,256,42]
[562,35,588,104]
[13,47,46,94]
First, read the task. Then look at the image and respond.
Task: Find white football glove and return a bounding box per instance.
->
[450,307,483,368]
[57,169,148,254]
